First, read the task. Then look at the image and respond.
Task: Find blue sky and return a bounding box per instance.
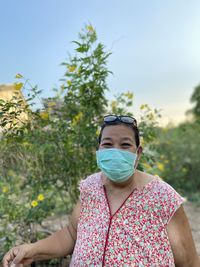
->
[1,0,200,126]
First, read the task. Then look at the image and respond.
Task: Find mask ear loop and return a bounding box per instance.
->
[134,147,140,170]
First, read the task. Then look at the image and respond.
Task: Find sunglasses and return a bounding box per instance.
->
[103,115,137,127]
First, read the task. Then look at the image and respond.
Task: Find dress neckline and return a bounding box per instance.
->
[99,171,159,193]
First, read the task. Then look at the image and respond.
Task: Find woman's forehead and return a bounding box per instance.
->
[101,124,135,140]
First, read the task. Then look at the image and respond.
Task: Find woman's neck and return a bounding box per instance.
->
[102,170,139,192]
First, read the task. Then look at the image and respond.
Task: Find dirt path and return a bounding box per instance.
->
[183,201,200,256]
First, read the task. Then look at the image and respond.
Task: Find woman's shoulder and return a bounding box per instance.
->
[137,170,181,195]
[138,172,185,225]
[141,172,185,207]
[151,177,185,225]
[149,174,181,196]
[135,170,161,190]
[78,171,102,191]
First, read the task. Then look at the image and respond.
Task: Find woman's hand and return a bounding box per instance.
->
[2,243,35,267]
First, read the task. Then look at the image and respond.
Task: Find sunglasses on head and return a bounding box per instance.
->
[103,115,137,127]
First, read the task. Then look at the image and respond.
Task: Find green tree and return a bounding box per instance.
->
[189,84,200,122]
[0,24,112,261]
[154,122,200,201]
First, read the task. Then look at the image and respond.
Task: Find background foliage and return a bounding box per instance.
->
[0,24,199,264]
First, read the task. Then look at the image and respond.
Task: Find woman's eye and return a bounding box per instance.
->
[102,143,112,146]
[121,143,131,147]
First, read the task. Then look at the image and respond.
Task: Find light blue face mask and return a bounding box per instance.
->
[96,148,138,183]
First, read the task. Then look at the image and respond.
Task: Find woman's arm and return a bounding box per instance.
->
[166,205,200,267]
[34,200,81,260]
[3,201,81,267]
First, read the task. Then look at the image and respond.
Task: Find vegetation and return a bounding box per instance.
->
[0,24,199,265]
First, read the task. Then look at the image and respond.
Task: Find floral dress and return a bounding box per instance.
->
[69,172,184,267]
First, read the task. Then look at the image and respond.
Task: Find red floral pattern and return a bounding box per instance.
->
[70,172,184,267]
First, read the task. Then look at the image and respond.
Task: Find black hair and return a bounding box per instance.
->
[98,121,140,147]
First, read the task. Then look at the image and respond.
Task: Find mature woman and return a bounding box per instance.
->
[3,115,200,267]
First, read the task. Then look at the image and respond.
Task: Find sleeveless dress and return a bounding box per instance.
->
[69,172,184,267]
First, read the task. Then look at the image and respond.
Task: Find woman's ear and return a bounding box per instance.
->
[137,146,143,159]
[134,146,143,169]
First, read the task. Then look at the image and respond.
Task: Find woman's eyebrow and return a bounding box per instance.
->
[120,137,134,142]
[101,137,133,142]
[101,137,113,142]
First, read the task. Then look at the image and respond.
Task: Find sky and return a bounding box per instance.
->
[1,0,200,126]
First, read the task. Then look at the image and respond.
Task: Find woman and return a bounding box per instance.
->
[3,115,200,267]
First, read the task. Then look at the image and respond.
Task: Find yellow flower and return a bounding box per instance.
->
[2,186,8,193]
[140,136,144,146]
[96,128,100,136]
[47,101,56,108]
[67,80,72,86]
[111,101,117,110]
[140,104,149,110]
[31,200,38,207]
[142,162,152,170]
[124,92,134,100]
[72,112,83,125]
[40,111,49,120]
[23,142,30,147]
[15,82,23,91]
[68,65,76,72]
[15,73,23,79]
[8,170,15,177]
[140,104,145,110]
[37,194,44,201]
[87,25,95,32]
[156,162,164,172]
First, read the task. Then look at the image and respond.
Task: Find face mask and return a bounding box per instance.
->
[96,148,138,183]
